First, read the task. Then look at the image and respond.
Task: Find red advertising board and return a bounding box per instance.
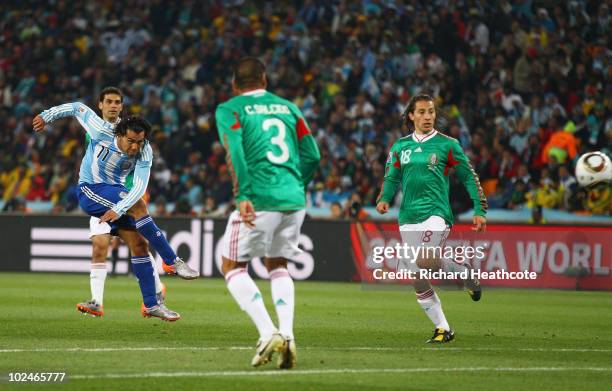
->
[351,222,612,290]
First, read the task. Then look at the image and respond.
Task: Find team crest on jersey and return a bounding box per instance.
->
[427,153,438,171]
[121,160,134,170]
[119,192,127,198]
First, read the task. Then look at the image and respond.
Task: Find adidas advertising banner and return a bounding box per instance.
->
[0,215,354,281]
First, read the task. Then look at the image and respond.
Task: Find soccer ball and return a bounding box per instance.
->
[574,151,612,187]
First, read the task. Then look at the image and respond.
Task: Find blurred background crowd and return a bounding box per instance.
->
[1,0,610,219]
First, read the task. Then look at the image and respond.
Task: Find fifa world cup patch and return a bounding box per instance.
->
[427,153,438,171]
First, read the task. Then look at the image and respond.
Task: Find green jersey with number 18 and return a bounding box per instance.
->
[215,89,321,211]
[378,130,487,226]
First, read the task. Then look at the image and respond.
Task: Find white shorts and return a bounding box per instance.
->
[397,215,450,271]
[89,216,112,239]
[221,210,306,262]
[399,215,450,248]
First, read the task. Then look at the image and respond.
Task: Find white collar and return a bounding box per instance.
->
[411,129,438,143]
[241,89,267,96]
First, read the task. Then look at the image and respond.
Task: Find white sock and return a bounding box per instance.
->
[416,289,450,331]
[90,264,108,305]
[270,268,295,340]
[149,253,163,294]
[440,259,468,274]
[225,268,276,340]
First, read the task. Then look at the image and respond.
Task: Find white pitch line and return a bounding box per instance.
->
[0,346,251,353]
[1,346,611,354]
[69,367,612,380]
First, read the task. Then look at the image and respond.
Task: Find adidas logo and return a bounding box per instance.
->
[415,147,422,152]
[275,298,287,306]
[252,292,262,302]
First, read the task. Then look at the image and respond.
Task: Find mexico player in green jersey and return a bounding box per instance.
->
[376,94,487,344]
[216,58,320,369]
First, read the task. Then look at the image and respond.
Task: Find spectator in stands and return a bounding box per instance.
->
[330,202,343,219]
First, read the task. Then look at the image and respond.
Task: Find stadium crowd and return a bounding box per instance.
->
[0,0,610,218]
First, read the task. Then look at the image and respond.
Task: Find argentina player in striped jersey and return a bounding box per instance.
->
[48,87,166,318]
[33,105,198,321]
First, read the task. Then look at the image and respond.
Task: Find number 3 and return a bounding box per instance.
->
[262,118,289,164]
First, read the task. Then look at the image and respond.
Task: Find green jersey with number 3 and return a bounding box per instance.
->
[215,89,321,211]
[378,130,487,226]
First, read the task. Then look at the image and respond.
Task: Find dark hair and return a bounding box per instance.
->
[233,57,266,89]
[401,93,435,129]
[114,115,151,137]
[98,86,123,103]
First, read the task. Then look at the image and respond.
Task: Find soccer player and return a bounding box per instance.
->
[33,107,198,321]
[215,57,320,369]
[376,94,487,343]
[68,87,166,317]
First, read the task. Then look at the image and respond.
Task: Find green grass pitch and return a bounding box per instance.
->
[1,272,611,390]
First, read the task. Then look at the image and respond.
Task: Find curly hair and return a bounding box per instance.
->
[114,115,151,137]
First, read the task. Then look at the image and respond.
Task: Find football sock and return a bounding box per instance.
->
[135,215,177,265]
[90,263,107,305]
[440,258,468,274]
[270,268,295,340]
[225,268,276,341]
[131,256,158,308]
[416,288,450,331]
[149,253,163,294]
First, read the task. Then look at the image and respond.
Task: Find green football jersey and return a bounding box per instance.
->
[85,133,134,190]
[215,89,321,211]
[379,130,487,226]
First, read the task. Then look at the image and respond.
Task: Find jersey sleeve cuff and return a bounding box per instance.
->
[111,206,126,217]
[235,194,249,203]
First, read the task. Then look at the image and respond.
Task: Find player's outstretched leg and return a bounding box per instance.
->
[267,259,297,369]
[223,258,283,367]
[133,255,178,322]
[119,230,180,321]
[141,254,167,316]
[128,200,198,280]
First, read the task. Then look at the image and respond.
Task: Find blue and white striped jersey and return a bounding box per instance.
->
[40,102,153,216]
